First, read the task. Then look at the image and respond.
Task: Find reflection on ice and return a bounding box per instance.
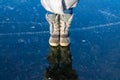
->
[44,46,78,80]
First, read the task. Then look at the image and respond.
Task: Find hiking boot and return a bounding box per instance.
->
[46,14,60,46]
[60,14,73,46]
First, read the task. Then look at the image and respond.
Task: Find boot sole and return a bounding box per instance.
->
[60,43,70,46]
[49,42,59,46]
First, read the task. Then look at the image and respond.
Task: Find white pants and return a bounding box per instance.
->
[41,0,79,14]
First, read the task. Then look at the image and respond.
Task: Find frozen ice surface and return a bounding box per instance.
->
[0,0,120,80]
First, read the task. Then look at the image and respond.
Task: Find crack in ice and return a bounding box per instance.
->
[98,10,120,18]
[0,21,120,36]
[0,22,47,25]
[0,31,49,36]
[72,21,120,31]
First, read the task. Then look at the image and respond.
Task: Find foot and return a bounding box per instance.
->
[60,34,70,46]
[49,35,60,46]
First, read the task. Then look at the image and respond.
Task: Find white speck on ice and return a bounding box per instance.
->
[7,6,14,10]
[18,39,25,43]
[82,40,86,43]
[6,18,10,21]
[31,26,35,29]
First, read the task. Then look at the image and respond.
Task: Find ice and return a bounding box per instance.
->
[6,18,10,21]
[0,31,49,36]
[31,26,36,29]
[82,40,86,43]
[11,25,16,29]
[7,6,14,10]
[0,0,120,80]
[99,10,120,18]
[1,21,119,36]
[19,0,28,3]
[71,21,120,31]
[37,50,41,53]
[18,38,25,43]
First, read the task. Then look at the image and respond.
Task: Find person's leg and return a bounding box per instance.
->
[46,12,60,46]
[60,8,73,46]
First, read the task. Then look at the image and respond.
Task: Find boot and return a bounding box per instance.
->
[60,14,73,46]
[46,14,60,46]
